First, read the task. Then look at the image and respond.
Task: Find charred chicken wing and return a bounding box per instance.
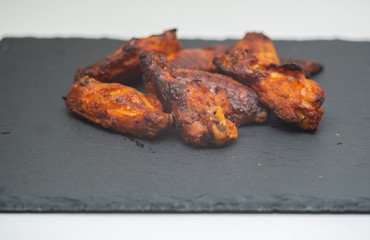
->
[279,57,323,78]
[66,76,172,138]
[170,68,268,126]
[228,32,323,78]
[140,52,237,146]
[74,29,182,83]
[214,49,325,130]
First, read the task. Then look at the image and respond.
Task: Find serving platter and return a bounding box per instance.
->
[0,37,370,212]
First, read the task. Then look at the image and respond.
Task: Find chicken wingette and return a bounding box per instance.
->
[214,49,325,131]
[66,76,172,138]
[74,29,182,83]
[140,52,237,146]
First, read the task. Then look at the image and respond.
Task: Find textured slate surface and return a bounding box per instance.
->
[0,37,370,213]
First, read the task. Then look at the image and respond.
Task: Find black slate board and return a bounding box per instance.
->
[1,37,370,213]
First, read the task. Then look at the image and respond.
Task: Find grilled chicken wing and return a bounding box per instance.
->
[214,49,325,130]
[167,44,228,72]
[279,57,323,78]
[66,76,172,138]
[227,32,280,66]
[228,32,323,77]
[74,29,182,83]
[171,68,268,126]
[140,52,237,146]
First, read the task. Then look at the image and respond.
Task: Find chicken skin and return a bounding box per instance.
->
[66,76,172,138]
[140,52,238,146]
[170,68,268,126]
[279,57,323,78]
[167,44,228,72]
[74,29,182,83]
[214,49,325,131]
[166,34,322,78]
[227,32,280,66]
[228,32,323,78]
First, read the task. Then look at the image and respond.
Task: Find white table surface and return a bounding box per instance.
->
[1,214,370,239]
[1,1,370,239]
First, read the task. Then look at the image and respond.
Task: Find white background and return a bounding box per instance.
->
[1,0,370,239]
[1,0,370,41]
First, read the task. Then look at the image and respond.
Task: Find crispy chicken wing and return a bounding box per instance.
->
[214,49,325,130]
[66,76,172,138]
[74,29,182,83]
[279,57,323,78]
[167,44,228,72]
[170,68,268,126]
[228,32,323,77]
[227,32,280,66]
[140,52,237,146]
[147,44,267,126]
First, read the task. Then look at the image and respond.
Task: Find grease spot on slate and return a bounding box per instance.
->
[124,136,156,153]
[1,131,10,135]
[148,146,155,154]
[127,136,144,148]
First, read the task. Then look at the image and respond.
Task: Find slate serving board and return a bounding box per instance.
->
[1,37,370,213]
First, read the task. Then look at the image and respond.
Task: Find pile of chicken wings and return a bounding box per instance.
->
[66,29,325,147]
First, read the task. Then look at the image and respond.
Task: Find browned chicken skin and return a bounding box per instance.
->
[140,52,238,146]
[66,76,172,138]
[170,68,268,126]
[74,29,182,83]
[228,32,323,77]
[279,57,323,78]
[227,32,280,66]
[166,35,323,78]
[165,43,268,126]
[167,44,227,72]
[214,49,325,131]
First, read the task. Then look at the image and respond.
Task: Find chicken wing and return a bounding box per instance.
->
[227,32,280,66]
[167,44,228,72]
[66,76,172,138]
[214,49,325,130]
[228,32,323,77]
[170,68,268,126]
[74,29,182,83]
[279,57,323,78]
[140,52,237,146]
